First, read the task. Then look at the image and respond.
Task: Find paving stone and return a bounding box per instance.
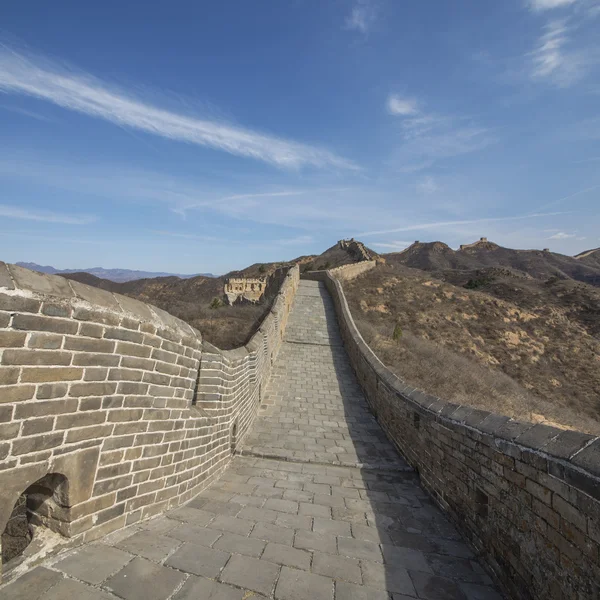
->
[382,545,433,573]
[276,513,313,530]
[208,515,255,535]
[105,557,185,600]
[214,532,266,558]
[262,542,312,570]
[311,551,362,583]
[0,567,64,600]
[294,529,338,555]
[351,524,392,544]
[165,542,230,577]
[251,521,295,545]
[264,498,299,514]
[335,581,390,600]
[116,531,181,562]
[166,507,215,527]
[299,502,331,519]
[361,560,416,595]
[44,579,117,600]
[238,506,279,523]
[313,517,351,537]
[54,544,133,584]
[275,566,334,600]
[166,523,222,546]
[410,570,467,600]
[459,582,504,600]
[199,500,242,517]
[173,576,244,600]
[338,536,383,562]
[220,554,280,596]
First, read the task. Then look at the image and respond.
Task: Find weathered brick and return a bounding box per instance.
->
[526,479,553,505]
[0,331,27,348]
[27,333,64,349]
[0,384,36,403]
[78,322,104,338]
[0,422,20,440]
[15,398,78,418]
[1,349,72,366]
[152,349,178,364]
[12,432,65,455]
[108,368,143,382]
[142,371,171,386]
[69,382,118,397]
[553,495,587,532]
[21,367,83,383]
[22,417,55,436]
[64,337,115,353]
[12,314,78,334]
[107,409,145,423]
[0,367,20,385]
[56,411,107,429]
[0,312,9,328]
[73,353,120,367]
[79,397,103,411]
[36,383,68,400]
[149,385,176,398]
[83,368,109,382]
[120,356,155,371]
[0,293,41,313]
[66,423,114,443]
[115,341,152,358]
[73,307,120,325]
[0,405,13,422]
[104,328,144,343]
[41,302,72,318]
[116,382,149,395]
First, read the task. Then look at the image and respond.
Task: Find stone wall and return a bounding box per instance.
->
[327,260,376,281]
[303,265,600,600]
[0,262,299,580]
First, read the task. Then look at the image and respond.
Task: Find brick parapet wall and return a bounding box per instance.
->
[0,261,299,580]
[325,260,376,281]
[303,266,600,600]
[197,267,299,450]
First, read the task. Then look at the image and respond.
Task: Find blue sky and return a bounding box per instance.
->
[1,0,599,274]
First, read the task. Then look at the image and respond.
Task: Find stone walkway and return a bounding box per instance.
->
[1,281,503,600]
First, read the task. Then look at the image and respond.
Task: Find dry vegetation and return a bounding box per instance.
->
[345,264,600,434]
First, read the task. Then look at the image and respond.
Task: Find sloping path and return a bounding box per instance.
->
[2,281,503,600]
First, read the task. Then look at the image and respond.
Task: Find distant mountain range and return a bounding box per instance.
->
[15,262,215,283]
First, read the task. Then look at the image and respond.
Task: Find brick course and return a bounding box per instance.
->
[0,261,299,582]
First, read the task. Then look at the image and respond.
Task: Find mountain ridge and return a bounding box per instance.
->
[15,262,214,283]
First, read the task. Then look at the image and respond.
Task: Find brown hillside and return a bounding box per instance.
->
[576,247,600,270]
[385,239,600,286]
[344,263,600,434]
[61,240,368,349]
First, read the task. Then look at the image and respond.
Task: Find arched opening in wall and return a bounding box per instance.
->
[230,421,238,455]
[1,473,69,574]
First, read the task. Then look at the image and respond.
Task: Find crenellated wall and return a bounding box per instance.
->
[304,265,600,600]
[0,262,299,580]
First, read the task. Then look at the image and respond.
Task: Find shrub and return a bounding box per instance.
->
[209,297,223,309]
[258,264,266,274]
[392,323,402,340]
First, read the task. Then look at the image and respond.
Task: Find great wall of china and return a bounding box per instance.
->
[0,258,599,599]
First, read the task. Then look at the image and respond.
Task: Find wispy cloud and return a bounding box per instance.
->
[386,96,494,172]
[0,103,55,122]
[371,241,412,250]
[345,0,377,34]
[359,211,569,237]
[528,0,577,11]
[529,19,590,86]
[548,231,576,238]
[386,94,418,116]
[0,45,356,171]
[0,204,96,224]
[416,176,439,194]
